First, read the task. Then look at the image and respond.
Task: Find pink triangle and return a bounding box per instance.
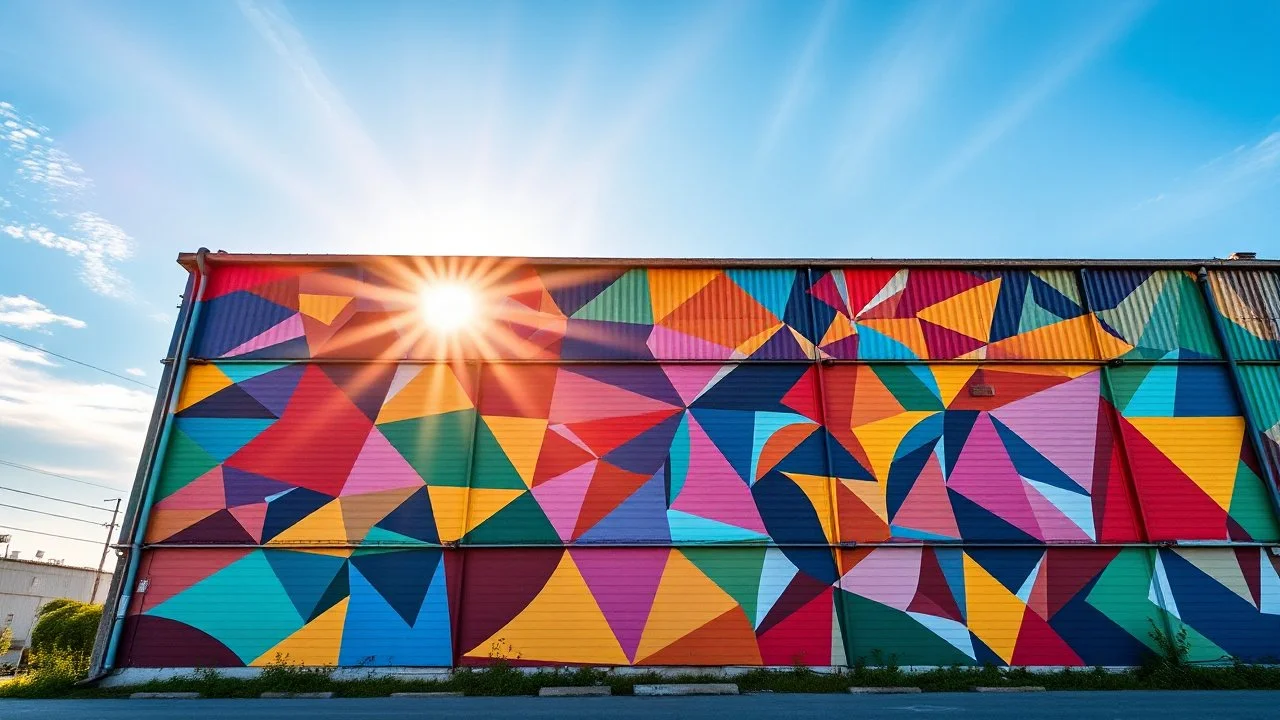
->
[222,313,305,357]
[570,547,669,662]
[892,454,960,539]
[341,428,426,495]
[669,416,768,534]
[155,467,225,511]
[663,365,730,406]
[646,324,735,361]
[531,461,597,542]
[945,413,1042,539]
[548,369,680,424]
[229,502,268,542]
[990,373,1099,493]
[1023,479,1092,542]
[840,547,921,611]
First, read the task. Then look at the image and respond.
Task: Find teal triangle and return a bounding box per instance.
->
[726,269,792,320]
[750,411,810,483]
[218,363,288,384]
[855,324,920,360]
[668,509,769,543]
[364,526,433,545]
[668,413,691,504]
[1018,284,1064,334]
[263,549,348,621]
[572,269,653,324]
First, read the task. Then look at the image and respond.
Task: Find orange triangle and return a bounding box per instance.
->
[857,319,929,358]
[820,312,857,346]
[758,424,820,480]
[784,473,835,543]
[985,313,1098,360]
[177,365,234,412]
[639,606,761,666]
[483,416,548,488]
[145,508,219,542]
[661,274,780,349]
[916,278,1001,341]
[376,364,473,424]
[648,269,721,322]
[297,294,353,325]
[634,550,740,661]
[849,366,906,427]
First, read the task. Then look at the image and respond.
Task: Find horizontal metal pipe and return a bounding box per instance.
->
[162,356,1279,367]
[137,541,1280,550]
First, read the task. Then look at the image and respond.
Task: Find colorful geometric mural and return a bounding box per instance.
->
[1211,269,1280,361]
[115,259,1280,669]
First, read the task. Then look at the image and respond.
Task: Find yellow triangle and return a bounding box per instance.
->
[177,365,234,411]
[963,553,1024,663]
[483,416,548,488]
[1128,416,1244,510]
[783,473,835,543]
[465,488,526,534]
[297,293,353,325]
[916,278,1001,341]
[266,499,346,545]
[853,411,938,482]
[1086,313,1135,360]
[376,364,473,424]
[465,552,629,664]
[648,269,721,322]
[252,597,348,667]
[820,312,856,346]
[736,322,784,357]
[339,487,420,541]
[841,478,888,524]
[931,366,977,407]
[1173,548,1255,606]
[789,326,817,359]
[427,485,467,542]
[634,549,738,662]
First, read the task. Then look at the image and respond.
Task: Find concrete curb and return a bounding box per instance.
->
[539,686,612,697]
[129,692,202,699]
[848,687,922,694]
[972,686,1046,693]
[259,691,334,698]
[634,683,739,696]
[390,692,464,697]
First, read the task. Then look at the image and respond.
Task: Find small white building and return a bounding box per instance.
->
[0,557,111,666]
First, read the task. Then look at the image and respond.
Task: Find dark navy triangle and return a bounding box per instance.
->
[604,413,684,476]
[261,487,333,543]
[238,364,306,418]
[887,438,940,519]
[348,549,442,626]
[688,408,754,482]
[178,385,276,419]
[373,487,440,544]
[223,467,296,507]
[948,488,1038,543]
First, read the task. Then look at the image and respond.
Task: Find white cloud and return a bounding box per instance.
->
[124,367,146,377]
[1,101,136,297]
[0,339,151,466]
[0,295,86,331]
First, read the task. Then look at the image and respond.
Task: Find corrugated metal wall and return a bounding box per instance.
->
[113,261,1280,669]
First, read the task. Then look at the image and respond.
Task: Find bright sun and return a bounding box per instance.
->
[419,282,478,332]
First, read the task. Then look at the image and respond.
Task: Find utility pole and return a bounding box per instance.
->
[92,499,121,602]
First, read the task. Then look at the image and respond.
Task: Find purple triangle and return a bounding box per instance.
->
[223,466,295,507]
[570,546,669,662]
[577,469,671,544]
[751,326,808,360]
[237,365,305,418]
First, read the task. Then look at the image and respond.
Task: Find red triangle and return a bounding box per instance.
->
[758,587,834,666]
[843,269,901,316]
[837,481,889,543]
[480,365,558,419]
[1045,548,1119,618]
[1095,402,1141,542]
[1236,547,1262,607]
[533,427,598,485]
[203,265,311,300]
[549,370,678,424]
[808,272,850,315]
[566,408,682,457]
[908,548,964,622]
[893,454,959,539]
[896,270,987,318]
[1118,414,1229,541]
[1011,605,1084,666]
[639,606,762,666]
[919,319,987,359]
[227,366,373,496]
[572,462,652,539]
[780,367,823,423]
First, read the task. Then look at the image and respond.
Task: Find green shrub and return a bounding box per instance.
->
[30,600,101,659]
[0,625,12,658]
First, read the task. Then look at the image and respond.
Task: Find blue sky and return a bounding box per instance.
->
[1,0,1278,566]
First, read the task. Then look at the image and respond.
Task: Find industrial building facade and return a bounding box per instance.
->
[95,254,1280,671]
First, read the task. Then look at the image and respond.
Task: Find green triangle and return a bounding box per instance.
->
[363,525,433,546]
[1085,547,1160,648]
[681,547,767,623]
[1229,460,1280,541]
[571,269,653,324]
[1032,270,1081,301]
[463,492,560,544]
[1131,276,1180,357]
[378,410,474,487]
[1018,283,1065,334]
[871,365,944,411]
[1240,367,1280,431]
[1173,278,1218,356]
[1102,366,1148,414]
[840,592,974,666]
[469,419,528,490]
[155,428,221,501]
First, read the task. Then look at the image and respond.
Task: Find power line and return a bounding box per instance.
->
[0,459,128,493]
[0,332,158,389]
[0,502,107,526]
[0,524,101,545]
[0,485,117,511]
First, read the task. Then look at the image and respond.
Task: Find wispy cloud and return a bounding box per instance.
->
[757,0,843,164]
[0,295,86,331]
[913,0,1150,201]
[1,101,136,297]
[0,339,151,467]
[124,367,146,377]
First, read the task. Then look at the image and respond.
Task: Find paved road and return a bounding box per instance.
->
[2,691,1277,720]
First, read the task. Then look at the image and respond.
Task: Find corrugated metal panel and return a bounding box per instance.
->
[1239,365,1280,486]
[1208,269,1280,361]
[1111,364,1279,542]
[1083,270,1220,359]
[1154,547,1280,663]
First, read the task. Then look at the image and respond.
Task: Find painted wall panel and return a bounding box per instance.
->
[824,364,1141,543]
[1210,269,1280,361]
[1110,364,1278,542]
[1082,270,1220,360]
[811,269,1099,360]
[1239,365,1280,488]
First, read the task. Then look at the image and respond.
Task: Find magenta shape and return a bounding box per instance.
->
[990,372,1100,493]
[570,547,669,662]
[945,413,1042,539]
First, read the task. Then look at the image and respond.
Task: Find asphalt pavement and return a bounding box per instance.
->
[2,691,1278,720]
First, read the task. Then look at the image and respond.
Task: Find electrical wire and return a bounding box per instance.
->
[0,332,158,389]
[0,502,108,526]
[0,459,128,492]
[0,485,117,511]
[0,524,101,545]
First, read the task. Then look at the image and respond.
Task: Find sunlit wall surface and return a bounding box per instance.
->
[114,257,1280,668]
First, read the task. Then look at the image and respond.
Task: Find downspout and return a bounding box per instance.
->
[88,247,212,681]
[1194,266,1280,530]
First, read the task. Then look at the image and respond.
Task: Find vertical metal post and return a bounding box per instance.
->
[449,359,485,667]
[1195,267,1280,528]
[91,498,121,602]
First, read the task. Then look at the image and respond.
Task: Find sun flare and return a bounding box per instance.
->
[419,282,478,333]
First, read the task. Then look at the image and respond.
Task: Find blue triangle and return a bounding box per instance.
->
[578,471,671,544]
[668,509,768,543]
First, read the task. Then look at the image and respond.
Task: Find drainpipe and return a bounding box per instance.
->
[89,247,212,680]
[1194,266,1280,529]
